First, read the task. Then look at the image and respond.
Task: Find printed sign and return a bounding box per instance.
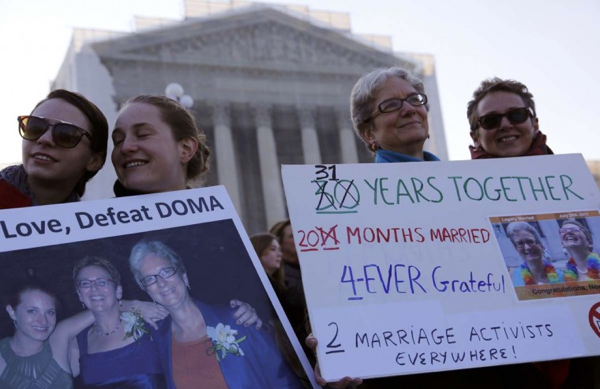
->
[282,154,600,381]
[0,186,316,388]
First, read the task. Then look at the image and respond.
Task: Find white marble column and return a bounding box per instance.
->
[252,104,286,227]
[336,107,359,163]
[210,101,242,216]
[297,105,322,165]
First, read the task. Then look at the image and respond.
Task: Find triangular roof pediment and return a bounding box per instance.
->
[92,6,418,73]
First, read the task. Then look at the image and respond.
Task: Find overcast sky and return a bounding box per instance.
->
[1,0,598,165]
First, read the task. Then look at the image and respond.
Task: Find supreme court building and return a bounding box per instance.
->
[53,0,448,233]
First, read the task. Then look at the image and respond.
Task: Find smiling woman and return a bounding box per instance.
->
[467,78,551,159]
[111,95,211,196]
[0,90,108,208]
[351,67,439,163]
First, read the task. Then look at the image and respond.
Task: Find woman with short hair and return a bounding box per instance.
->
[559,219,600,281]
[128,240,304,389]
[351,66,439,163]
[506,222,563,286]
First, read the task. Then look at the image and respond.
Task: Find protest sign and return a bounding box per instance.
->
[0,186,316,388]
[282,154,600,381]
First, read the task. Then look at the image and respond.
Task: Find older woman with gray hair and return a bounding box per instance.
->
[506,222,563,286]
[351,66,439,163]
[128,240,304,389]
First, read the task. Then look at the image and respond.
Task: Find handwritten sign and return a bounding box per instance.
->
[282,154,600,381]
[0,186,316,388]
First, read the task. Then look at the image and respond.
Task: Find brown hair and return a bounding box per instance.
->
[31,89,108,196]
[122,95,211,181]
[250,233,286,293]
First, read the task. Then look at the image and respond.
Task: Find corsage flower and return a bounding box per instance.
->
[122,308,148,341]
[207,323,247,361]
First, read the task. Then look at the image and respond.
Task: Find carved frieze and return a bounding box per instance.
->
[119,20,391,71]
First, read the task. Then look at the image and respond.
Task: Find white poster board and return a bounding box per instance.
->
[0,186,316,388]
[281,154,600,381]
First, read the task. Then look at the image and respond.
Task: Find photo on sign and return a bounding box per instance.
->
[0,219,311,388]
[489,211,600,300]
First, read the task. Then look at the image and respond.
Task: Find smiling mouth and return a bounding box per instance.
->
[124,160,148,169]
[33,325,50,331]
[399,121,421,129]
[32,153,56,162]
[498,135,519,143]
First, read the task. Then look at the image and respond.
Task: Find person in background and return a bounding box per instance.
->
[250,233,286,295]
[1,89,107,209]
[269,221,312,362]
[506,222,563,286]
[559,219,600,282]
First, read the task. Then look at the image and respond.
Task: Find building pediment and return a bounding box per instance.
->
[92,5,418,74]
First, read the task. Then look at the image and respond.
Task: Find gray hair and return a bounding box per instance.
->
[506,222,543,246]
[350,67,426,152]
[129,240,187,289]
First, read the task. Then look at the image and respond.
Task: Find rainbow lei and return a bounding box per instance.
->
[519,260,559,285]
[564,252,600,281]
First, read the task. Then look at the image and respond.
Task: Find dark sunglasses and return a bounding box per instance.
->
[477,107,534,131]
[18,115,92,148]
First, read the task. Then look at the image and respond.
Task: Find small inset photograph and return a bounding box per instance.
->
[489,210,600,301]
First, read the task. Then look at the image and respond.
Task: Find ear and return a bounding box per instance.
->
[470,130,480,146]
[86,152,105,173]
[182,272,190,289]
[179,137,198,165]
[532,117,540,133]
[76,289,84,304]
[6,305,16,321]
[116,285,123,301]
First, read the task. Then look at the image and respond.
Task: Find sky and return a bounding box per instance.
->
[1,0,599,165]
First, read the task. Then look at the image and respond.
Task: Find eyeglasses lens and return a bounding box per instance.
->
[19,117,47,140]
[18,116,87,148]
[54,123,83,148]
[516,239,537,248]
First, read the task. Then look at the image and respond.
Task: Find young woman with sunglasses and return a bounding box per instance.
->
[467,77,550,159]
[0,89,108,209]
[467,79,600,388]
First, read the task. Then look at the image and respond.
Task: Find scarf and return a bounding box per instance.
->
[469,131,554,159]
[375,149,440,163]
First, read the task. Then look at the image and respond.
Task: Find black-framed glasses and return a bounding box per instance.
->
[477,107,534,131]
[76,278,115,289]
[140,267,178,287]
[364,93,428,123]
[514,239,539,248]
[18,115,92,148]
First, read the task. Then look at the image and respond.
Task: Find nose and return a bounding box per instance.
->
[37,125,55,146]
[120,136,138,153]
[155,275,167,287]
[398,101,417,116]
[498,115,513,130]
